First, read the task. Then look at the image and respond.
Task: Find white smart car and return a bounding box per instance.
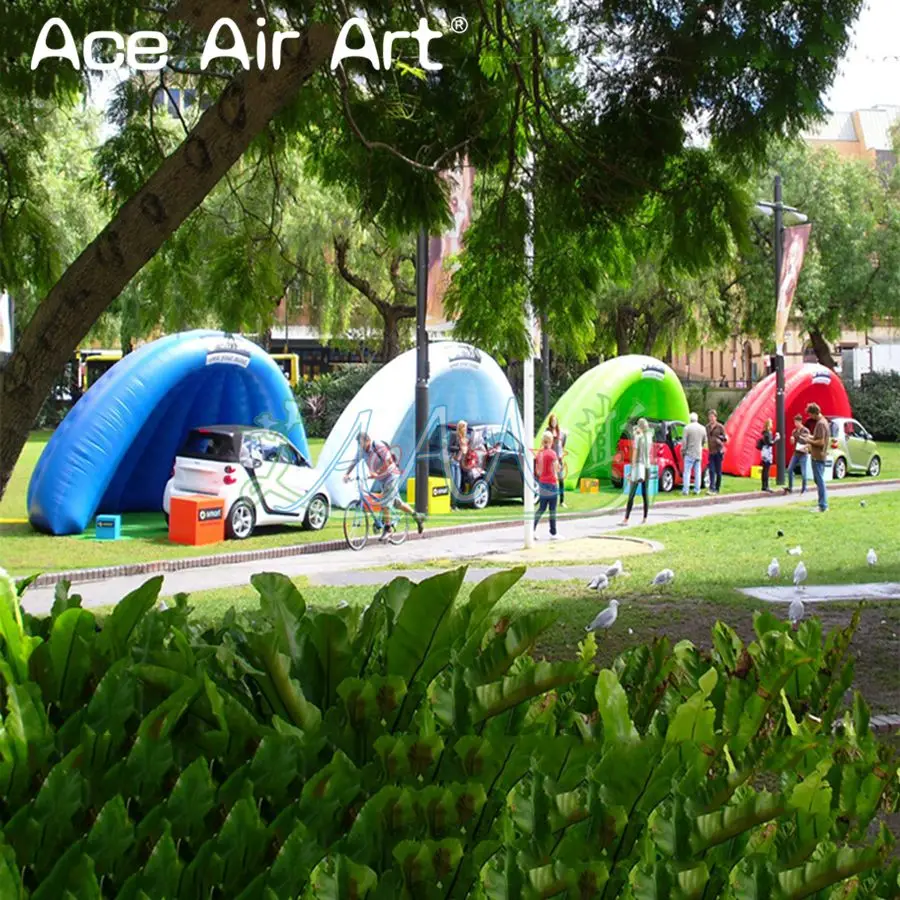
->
[163,425,330,539]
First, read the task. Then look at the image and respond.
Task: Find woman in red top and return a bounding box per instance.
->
[533,430,561,540]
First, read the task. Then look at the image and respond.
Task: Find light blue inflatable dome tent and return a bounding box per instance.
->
[317,342,522,508]
[28,331,308,535]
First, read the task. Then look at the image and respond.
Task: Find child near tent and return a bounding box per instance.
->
[756,419,779,492]
[533,431,561,540]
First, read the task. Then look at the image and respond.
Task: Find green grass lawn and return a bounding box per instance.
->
[2,432,899,575]
[161,490,900,711]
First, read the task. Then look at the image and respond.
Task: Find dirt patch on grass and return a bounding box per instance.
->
[537,596,900,714]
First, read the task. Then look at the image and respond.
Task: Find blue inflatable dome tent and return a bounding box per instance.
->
[28,331,308,535]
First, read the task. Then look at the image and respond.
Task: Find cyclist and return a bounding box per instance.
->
[343,432,425,539]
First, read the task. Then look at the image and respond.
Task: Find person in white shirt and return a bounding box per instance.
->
[681,413,707,496]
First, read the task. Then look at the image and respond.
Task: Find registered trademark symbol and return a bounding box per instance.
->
[450,16,468,34]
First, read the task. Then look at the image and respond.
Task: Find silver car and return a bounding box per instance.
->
[828,417,881,479]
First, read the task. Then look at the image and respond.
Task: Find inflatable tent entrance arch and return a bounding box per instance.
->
[28,331,309,536]
[723,363,851,477]
[541,355,690,490]
[317,342,521,509]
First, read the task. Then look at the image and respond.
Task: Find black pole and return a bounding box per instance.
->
[415,228,429,517]
[541,317,550,419]
[774,175,786,486]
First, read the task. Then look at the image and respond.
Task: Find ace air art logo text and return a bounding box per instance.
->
[30,16,467,73]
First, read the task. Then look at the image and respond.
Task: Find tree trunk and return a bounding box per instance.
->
[614,307,632,356]
[0,21,333,499]
[380,307,415,362]
[808,329,837,369]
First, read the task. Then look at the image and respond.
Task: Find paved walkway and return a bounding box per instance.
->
[311,565,605,587]
[20,481,899,614]
[741,583,900,604]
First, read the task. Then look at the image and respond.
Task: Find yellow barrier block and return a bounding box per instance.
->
[406,477,452,515]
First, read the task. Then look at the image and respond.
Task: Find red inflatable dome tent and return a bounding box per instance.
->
[723,364,852,477]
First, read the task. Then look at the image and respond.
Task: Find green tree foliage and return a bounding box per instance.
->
[0,566,897,897]
[737,142,900,366]
[0,92,107,334]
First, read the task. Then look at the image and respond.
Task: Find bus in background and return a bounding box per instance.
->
[270,353,300,387]
[78,349,123,392]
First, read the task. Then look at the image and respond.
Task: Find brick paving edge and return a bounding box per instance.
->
[30,478,900,589]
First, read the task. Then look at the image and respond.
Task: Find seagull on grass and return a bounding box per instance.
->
[788,546,803,556]
[788,597,805,630]
[793,561,807,591]
[586,599,619,633]
[605,560,624,579]
[587,573,609,591]
[867,548,877,567]
[767,559,780,579]
[651,569,675,587]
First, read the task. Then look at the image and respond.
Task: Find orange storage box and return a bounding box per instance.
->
[169,495,226,545]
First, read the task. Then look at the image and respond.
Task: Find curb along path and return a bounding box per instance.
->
[27,478,900,589]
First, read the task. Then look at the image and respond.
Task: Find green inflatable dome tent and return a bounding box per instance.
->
[540,355,690,490]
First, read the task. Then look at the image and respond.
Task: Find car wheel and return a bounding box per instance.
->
[659,467,675,493]
[304,494,329,531]
[471,479,490,510]
[227,499,256,539]
[833,456,847,480]
[867,455,881,477]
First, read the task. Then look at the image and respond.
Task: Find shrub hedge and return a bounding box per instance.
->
[294,365,382,439]
[848,372,900,442]
[0,566,897,898]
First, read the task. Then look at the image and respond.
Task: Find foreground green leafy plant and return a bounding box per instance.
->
[0,565,897,898]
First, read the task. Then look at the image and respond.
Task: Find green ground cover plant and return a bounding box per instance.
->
[0,566,897,897]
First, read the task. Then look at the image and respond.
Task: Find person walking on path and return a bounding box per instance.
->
[344,432,425,537]
[533,431,561,540]
[548,413,568,507]
[706,409,728,494]
[681,412,706,495]
[805,402,831,513]
[621,418,651,526]
[757,418,779,492]
[784,413,810,494]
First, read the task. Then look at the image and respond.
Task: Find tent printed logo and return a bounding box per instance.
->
[811,371,832,386]
[447,344,482,370]
[641,364,666,381]
[206,348,251,368]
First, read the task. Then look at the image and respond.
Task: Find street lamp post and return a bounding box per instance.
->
[414,227,429,517]
[754,180,807,487]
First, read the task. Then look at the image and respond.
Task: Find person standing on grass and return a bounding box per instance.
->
[681,412,706,496]
[757,418,779,492]
[784,413,810,494]
[548,413,567,507]
[343,432,425,537]
[533,430,560,540]
[706,409,728,494]
[804,402,830,513]
[621,418,651,526]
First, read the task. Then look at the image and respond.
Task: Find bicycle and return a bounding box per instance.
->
[343,472,411,551]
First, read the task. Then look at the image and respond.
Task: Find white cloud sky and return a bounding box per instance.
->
[824,0,900,111]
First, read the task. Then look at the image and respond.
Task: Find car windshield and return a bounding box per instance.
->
[179,430,238,462]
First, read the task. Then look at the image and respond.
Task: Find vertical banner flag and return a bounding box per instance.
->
[426,161,475,331]
[0,291,13,355]
[775,224,812,352]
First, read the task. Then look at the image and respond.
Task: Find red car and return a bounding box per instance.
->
[611,419,709,493]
